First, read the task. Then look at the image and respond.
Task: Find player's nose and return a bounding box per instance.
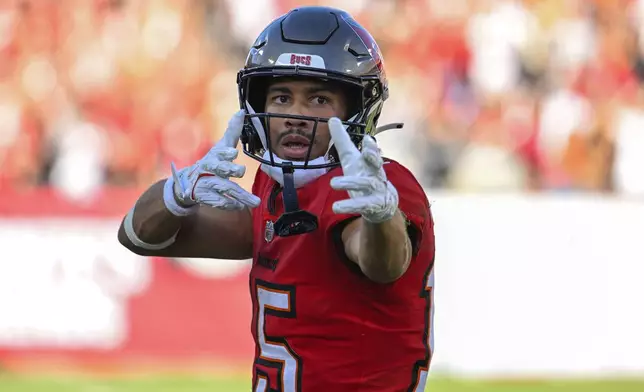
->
[284,114,312,130]
[282,100,315,132]
[284,116,308,128]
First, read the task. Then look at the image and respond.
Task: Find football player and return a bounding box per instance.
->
[118,6,435,392]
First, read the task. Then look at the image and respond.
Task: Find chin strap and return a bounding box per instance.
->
[273,162,319,237]
[280,163,300,213]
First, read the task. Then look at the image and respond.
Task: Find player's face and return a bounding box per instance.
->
[264,79,348,162]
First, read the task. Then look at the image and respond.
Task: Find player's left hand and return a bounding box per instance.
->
[328,117,399,223]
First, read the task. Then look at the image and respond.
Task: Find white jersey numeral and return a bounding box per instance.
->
[412,267,435,392]
[252,269,434,392]
[253,281,301,392]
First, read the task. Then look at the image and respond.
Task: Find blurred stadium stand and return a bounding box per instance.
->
[1,0,643,198]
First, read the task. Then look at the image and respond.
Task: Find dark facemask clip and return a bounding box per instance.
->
[274,162,319,237]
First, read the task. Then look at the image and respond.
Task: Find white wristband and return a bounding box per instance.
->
[163,176,196,217]
[124,207,179,251]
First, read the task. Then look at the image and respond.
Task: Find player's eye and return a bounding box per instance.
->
[272,95,290,104]
[311,95,330,105]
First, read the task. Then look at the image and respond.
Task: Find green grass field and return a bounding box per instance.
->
[1,374,644,392]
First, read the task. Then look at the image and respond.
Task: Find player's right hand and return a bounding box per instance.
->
[169,110,261,211]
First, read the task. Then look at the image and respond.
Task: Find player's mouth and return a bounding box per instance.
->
[279,134,312,161]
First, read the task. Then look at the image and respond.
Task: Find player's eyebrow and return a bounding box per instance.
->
[267,85,339,96]
[304,86,338,96]
[267,86,293,95]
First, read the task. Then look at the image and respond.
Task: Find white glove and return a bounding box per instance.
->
[328,117,399,223]
[164,110,261,216]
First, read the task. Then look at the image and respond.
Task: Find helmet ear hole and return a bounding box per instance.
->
[241,120,265,155]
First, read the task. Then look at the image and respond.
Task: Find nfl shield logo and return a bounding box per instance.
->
[264,220,275,243]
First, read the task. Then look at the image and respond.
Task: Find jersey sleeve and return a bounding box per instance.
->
[323,160,431,255]
[251,167,267,197]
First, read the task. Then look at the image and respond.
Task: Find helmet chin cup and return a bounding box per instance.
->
[274,210,319,237]
[274,162,319,237]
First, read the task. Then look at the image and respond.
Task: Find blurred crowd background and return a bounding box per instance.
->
[1,0,644,200]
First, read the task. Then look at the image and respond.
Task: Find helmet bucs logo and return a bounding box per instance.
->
[290,54,311,66]
[275,53,327,69]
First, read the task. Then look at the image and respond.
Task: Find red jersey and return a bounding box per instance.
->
[250,159,435,392]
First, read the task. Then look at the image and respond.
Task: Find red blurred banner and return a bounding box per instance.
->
[0,188,254,372]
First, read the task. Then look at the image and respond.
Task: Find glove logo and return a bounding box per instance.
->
[264,220,275,243]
